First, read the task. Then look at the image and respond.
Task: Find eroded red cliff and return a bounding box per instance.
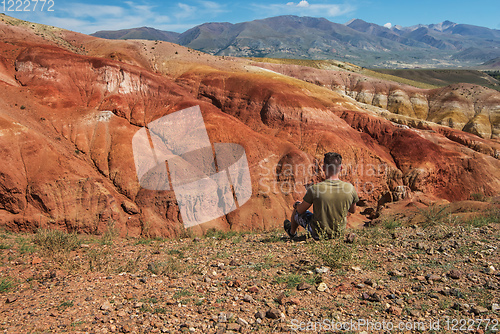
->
[0,16,499,237]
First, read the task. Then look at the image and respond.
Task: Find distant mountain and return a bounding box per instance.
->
[428,20,457,32]
[351,19,500,51]
[91,16,500,68]
[483,56,500,68]
[345,19,428,47]
[92,27,179,43]
[176,16,412,56]
[452,47,500,62]
[392,20,500,39]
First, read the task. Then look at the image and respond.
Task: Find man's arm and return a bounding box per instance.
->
[348,202,356,214]
[294,200,312,214]
[349,186,359,214]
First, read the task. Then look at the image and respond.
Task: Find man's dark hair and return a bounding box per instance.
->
[324,152,342,176]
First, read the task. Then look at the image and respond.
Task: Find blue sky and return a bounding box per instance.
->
[2,0,500,34]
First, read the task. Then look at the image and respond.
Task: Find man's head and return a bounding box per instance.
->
[324,152,342,177]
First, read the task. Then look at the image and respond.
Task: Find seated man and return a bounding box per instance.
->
[284,152,358,240]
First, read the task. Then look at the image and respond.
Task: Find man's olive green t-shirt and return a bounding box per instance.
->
[303,179,359,238]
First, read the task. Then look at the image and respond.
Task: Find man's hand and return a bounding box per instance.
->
[348,202,356,214]
[295,200,312,214]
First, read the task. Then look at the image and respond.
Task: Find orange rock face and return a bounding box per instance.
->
[0,17,499,237]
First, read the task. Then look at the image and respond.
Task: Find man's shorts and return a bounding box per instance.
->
[293,210,319,240]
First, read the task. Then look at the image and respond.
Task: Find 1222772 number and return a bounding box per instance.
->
[2,0,54,12]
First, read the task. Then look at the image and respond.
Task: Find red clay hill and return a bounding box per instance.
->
[0,14,499,237]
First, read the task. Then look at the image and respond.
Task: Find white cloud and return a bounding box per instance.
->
[17,2,175,33]
[383,22,392,28]
[6,1,231,34]
[297,0,310,8]
[199,0,227,13]
[176,3,197,19]
[174,1,227,21]
[8,0,350,35]
[256,1,355,18]
[59,3,127,18]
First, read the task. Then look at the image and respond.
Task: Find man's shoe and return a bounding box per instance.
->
[283,219,296,239]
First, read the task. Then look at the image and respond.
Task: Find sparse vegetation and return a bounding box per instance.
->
[87,248,112,272]
[273,273,317,289]
[173,289,192,299]
[248,57,359,71]
[117,253,144,273]
[167,249,183,257]
[204,228,242,240]
[470,192,488,202]
[374,68,500,91]
[70,321,85,327]
[33,229,80,253]
[274,273,302,288]
[0,277,14,293]
[17,237,36,254]
[0,202,498,332]
[100,221,119,245]
[462,209,500,227]
[383,219,402,230]
[485,70,500,81]
[58,300,74,311]
[147,256,192,278]
[260,231,283,243]
[309,234,356,269]
[248,57,440,89]
[135,238,152,246]
[416,204,450,226]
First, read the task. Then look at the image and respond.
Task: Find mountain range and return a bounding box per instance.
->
[92,15,500,68]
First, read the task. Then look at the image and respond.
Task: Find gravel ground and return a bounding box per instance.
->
[0,218,499,333]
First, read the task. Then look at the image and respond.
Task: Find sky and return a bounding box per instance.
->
[2,0,500,34]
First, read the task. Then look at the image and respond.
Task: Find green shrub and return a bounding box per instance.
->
[463,210,500,227]
[100,222,119,245]
[383,219,402,230]
[205,228,240,240]
[309,234,355,269]
[470,193,487,202]
[147,257,192,278]
[117,254,143,274]
[58,300,74,311]
[135,238,152,246]
[274,273,318,289]
[0,277,14,293]
[416,204,450,226]
[33,229,80,253]
[87,248,112,272]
